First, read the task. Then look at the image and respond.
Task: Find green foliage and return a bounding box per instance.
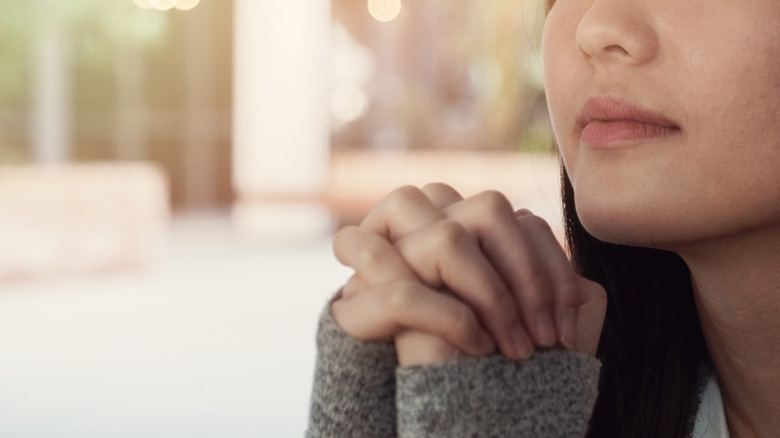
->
[68,0,170,71]
[0,2,34,106]
[0,0,169,107]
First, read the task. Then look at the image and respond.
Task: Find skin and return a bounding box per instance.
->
[331,185,607,366]
[332,0,780,435]
[544,0,780,436]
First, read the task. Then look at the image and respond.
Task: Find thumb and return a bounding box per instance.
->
[396,331,465,367]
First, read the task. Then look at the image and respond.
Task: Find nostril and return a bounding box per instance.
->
[604,44,631,57]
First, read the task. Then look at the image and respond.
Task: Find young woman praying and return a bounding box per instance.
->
[307,0,780,436]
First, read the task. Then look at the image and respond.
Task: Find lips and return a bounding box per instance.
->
[577,97,681,148]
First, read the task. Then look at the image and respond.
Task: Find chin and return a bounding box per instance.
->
[574,198,683,250]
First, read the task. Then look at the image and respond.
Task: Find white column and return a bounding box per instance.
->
[232,0,333,241]
[30,2,71,163]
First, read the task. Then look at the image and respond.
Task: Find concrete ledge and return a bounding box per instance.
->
[326,150,564,234]
[0,162,170,281]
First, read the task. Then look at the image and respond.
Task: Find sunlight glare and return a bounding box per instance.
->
[368,0,402,22]
[135,0,201,11]
[149,0,176,10]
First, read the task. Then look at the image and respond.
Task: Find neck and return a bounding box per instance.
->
[677,228,780,438]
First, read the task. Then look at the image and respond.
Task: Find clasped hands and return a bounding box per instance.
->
[331,184,607,367]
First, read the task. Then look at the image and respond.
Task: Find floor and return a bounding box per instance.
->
[0,213,352,438]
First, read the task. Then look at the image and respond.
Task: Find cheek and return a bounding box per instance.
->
[562,10,780,247]
[543,15,584,174]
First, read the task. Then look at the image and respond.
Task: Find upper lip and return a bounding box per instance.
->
[577,97,680,131]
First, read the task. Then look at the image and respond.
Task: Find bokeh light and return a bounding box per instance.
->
[331,86,369,127]
[368,0,402,22]
[134,0,200,11]
[149,0,176,10]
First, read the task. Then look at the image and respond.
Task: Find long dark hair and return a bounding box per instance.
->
[561,168,707,437]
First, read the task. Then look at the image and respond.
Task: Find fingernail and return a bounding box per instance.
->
[559,308,578,349]
[510,325,534,359]
[536,312,556,346]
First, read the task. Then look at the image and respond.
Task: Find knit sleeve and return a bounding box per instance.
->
[396,351,601,437]
[306,304,399,438]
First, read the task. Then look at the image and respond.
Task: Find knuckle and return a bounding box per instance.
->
[580,277,608,302]
[447,305,479,340]
[332,225,356,245]
[519,214,554,233]
[422,182,454,193]
[386,280,419,315]
[517,273,554,310]
[355,240,392,267]
[478,287,508,313]
[432,220,470,249]
[474,190,513,216]
[555,274,584,308]
[332,226,359,261]
[387,185,424,209]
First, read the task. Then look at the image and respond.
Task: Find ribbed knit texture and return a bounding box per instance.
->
[396,352,601,437]
[307,306,399,437]
[307,306,602,437]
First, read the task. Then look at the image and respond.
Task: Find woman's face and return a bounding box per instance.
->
[543,0,780,249]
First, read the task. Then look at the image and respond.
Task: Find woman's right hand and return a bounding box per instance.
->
[330,184,606,367]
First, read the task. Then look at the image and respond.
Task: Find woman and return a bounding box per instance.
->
[308,0,780,436]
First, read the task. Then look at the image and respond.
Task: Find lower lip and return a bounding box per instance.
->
[581,120,679,148]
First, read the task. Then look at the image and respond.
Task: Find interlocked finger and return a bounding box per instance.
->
[421,183,464,210]
[361,186,445,242]
[442,191,583,348]
[333,225,417,284]
[331,275,496,356]
[395,220,534,359]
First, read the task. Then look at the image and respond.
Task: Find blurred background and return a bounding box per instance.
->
[0,0,559,436]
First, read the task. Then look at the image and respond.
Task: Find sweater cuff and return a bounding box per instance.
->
[396,351,601,437]
[307,302,399,438]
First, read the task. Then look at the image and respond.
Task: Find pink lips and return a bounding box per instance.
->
[577,97,680,148]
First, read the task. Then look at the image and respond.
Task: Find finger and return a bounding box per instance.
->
[333,225,417,283]
[515,213,584,349]
[340,273,362,299]
[443,192,555,345]
[332,227,506,355]
[395,331,463,367]
[576,277,607,355]
[396,220,534,359]
[420,183,464,210]
[444,191,579,348]
[360,185,444,242]
[331,278,496,356]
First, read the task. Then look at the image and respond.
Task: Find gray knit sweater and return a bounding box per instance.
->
[307,308,602,437]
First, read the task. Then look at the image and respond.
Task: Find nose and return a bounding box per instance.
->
[576,0,659,65]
